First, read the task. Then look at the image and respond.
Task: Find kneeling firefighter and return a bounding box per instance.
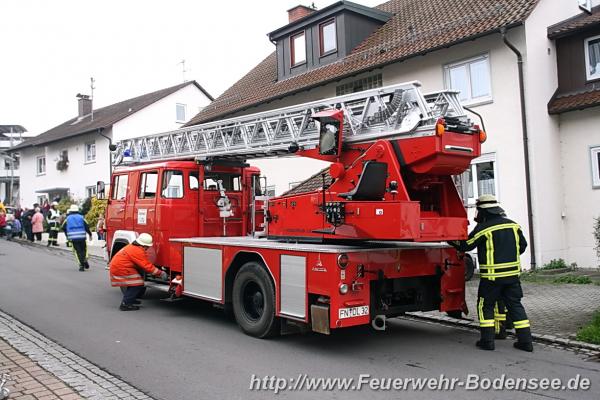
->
[449,195,533,352]
[109,233,168,311]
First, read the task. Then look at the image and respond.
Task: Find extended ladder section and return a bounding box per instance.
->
[112,81,468,165]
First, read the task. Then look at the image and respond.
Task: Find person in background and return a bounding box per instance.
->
[96,215,106,241]
[109,233,167,311]
[46,201,61,246]
[0,211,6,238]
[42,200,50,217]
[62,205,92,271]
[11,215,22,238]
[4,214,14,240]
[0,202,5,214]
[21,207,33,242]
[31,207,44,241]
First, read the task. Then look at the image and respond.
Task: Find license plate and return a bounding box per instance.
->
[338,306,369,319]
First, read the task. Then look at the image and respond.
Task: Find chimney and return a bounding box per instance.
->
[76,93,92,118]
[287,5,315,23]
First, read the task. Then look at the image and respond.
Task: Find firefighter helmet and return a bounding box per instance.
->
[475,194,504,214]
[67,205,80,213]
[135,233,153,247]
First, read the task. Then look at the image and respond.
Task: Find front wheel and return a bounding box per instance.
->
[232,262,279,338]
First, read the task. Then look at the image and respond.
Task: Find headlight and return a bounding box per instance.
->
[339,284,349,295]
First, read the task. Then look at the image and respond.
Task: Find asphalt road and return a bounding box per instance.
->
[1,239,599,400]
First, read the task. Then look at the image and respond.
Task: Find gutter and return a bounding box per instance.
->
[500,27,537,270]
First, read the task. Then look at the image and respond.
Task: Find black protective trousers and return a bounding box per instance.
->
[477,276,532,343]
[70,239,89,269]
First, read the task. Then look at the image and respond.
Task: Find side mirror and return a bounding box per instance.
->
[97,181,106,200]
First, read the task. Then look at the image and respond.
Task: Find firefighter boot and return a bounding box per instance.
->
[119,303,140,311]
[514,327,533,352]
[495,320,507,340]
[476,327,495,351]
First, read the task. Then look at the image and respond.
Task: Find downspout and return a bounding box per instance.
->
[500,27,536,270]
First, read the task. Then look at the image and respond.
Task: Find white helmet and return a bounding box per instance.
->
[67,204,80,213]
[52,201,59,206]
[135,233,153,247]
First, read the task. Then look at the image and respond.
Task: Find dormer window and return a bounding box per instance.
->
[584,34,600,81]
[320,19,337,56]
[291,32,306,66]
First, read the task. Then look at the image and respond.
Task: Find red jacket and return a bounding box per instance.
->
[109,244,160,287]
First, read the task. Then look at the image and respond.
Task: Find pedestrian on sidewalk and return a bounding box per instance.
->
[0,211,6,238]
[62,205,92,271]
[448,194,533,352]
[11,216,22,239]
[109,233,168,311]
[46,201,61,247]
[21,207,33,242]
[2,213,12,239]
[96,215,106,241]
[31,207,44,242]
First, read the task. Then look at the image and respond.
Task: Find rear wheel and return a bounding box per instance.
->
[232,262,279,338]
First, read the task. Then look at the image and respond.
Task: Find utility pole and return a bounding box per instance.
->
[7,126,14,205]
[90,77,96,122]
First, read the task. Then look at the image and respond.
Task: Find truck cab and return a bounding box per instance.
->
[104,160,261,272]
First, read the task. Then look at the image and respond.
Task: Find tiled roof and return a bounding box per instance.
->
[283,167,332,196]
[12,81,212,150]
[548,89,600,114]
[548,5,600,39]
[187,0,539,126]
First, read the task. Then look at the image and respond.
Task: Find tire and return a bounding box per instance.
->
[464,254,476,282]
[232,262,279,338]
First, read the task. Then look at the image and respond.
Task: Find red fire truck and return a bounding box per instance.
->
[100,81,485,338]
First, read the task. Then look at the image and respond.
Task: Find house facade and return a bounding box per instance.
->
[13,81,213,207]
[0,125,31,205]
[187,0,600,269]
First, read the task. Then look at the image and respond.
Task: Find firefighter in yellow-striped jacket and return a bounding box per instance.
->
[449,195,533,352]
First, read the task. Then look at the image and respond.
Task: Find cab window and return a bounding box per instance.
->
[162,170,184,198]
[203,173,241,191]
[189,171,199,190]
[112,174,129,200]
[138,171,158,199]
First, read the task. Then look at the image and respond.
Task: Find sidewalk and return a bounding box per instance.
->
[9,232,106,260]
[0,311,154,400]
[0,338,83,400]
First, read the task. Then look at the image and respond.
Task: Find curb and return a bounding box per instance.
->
[10,238,106,262]
[407,312,600,352]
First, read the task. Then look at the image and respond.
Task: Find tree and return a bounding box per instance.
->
[85,197,107,231]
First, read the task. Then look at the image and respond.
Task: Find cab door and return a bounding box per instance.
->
[133,170,159,235]
[106,173,129,234]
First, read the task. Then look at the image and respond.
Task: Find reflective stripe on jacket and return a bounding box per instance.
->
[451,216,527,280]
[109,243,160,287]
[64,213,88,240]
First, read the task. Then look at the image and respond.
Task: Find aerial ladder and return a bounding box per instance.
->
[112,81,485,243]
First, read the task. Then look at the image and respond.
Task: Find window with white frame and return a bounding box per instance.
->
[85,142,96,163]
[591,146,600,188]
[454,153,497,205]
[444,54,492,104]
[36,156,46,175]
[584,35,600,81]
[291,31,306,66]
[85,185,97,198]
[266,185,276,197]
[176,103,186,122]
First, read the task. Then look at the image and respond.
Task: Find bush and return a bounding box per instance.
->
[552,275,593,284]
[576,310,600,345]
[85,197,107,231]
[80,197,92,217]
[541,259,568,270]
[56,197,75,216]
